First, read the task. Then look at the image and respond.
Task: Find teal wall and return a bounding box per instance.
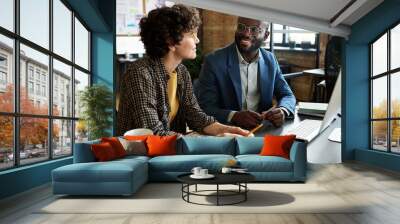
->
[0,0,115,200]
[91,0,116,136]
[344,0,400,171]
[92,32,116,137]
[0,158,72,199]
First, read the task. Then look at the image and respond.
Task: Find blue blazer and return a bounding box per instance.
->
[196,43,296,124]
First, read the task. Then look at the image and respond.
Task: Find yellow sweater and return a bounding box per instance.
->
[167,71,179,125]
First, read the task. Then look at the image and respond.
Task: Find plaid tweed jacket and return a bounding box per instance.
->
[117,57,216,136]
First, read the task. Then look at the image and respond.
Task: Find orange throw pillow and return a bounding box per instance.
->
[260,135,296,159]
[146,135,177,157]
[101,137,126,158]
[91,142,118,161]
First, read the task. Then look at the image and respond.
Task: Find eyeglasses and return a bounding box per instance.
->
[237,23,264,35]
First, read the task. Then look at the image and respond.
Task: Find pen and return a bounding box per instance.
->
[248,123,264,136]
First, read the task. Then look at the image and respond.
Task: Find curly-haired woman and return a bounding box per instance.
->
[117,4,250,136]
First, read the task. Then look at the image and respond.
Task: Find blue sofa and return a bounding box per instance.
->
[52,137,307,196]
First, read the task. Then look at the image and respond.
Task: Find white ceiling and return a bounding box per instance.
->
[172,0,384,38]
[226,0,352,22]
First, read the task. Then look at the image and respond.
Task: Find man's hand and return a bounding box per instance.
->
[231,110,263,129]
[262,107,285,127]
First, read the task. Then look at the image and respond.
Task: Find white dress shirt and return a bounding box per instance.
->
[227,46,261,122]
[227,45,290,123]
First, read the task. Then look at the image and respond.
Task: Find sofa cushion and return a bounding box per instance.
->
[91,142,119,161]
[101,137,127,158]
[147,135,177,157]
[74,140,101,163]
[178,137,235,155]
[236,155,293,172]
[118,138,147,156]
[124,135,151,141]
[116,155,150,163]
[148,154,235,172]
[52,157,148,195]
[260,135,296,159]
[53,158,148,183]
[236,137,264,155]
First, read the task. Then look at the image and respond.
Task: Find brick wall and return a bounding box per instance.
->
[274,50,317,72]
[201,10,237,55]
[274,50,318,101]
[318,33,329,68]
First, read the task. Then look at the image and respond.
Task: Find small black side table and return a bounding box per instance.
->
[177,173,255,206]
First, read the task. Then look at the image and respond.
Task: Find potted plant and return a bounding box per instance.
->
[79,84,113,140]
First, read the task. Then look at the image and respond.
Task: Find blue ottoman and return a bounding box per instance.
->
[52,156,148,196]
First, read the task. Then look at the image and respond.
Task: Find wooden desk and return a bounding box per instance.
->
[255,112,341,164]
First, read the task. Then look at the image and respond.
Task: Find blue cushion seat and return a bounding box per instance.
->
[52,157,148,195]
[235,137,264,155]
[178,137,236,155]
[235,155,293,172]
[148,154,235,181]
[235,155,295,181]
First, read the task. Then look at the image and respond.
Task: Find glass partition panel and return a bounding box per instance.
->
[20,0,49,49]
[53,119,72,158]
[391,120,400,153]
[0,34,14,113]
[0,0,14,32]
[53,0,72,60]
[391,24,400,70]
[372,121,388,151]
[74,18,89,70]
[74,69,89,118]
[372,76,387,119]
[0,116,14,170]
[53,59,72,117]
[20,117,49,165]
[372,33,387,76]
[20,44,49,115]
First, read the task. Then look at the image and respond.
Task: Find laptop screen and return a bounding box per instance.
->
[319,71,341,133]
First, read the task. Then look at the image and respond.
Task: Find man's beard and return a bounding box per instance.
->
[235,34,263,54]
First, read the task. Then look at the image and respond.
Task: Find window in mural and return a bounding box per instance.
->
[370,23,400,154]
[0,0,91,170]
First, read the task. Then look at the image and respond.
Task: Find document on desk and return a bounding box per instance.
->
[298,102,328,116]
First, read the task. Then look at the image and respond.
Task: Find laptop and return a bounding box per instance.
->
[284,71,341,142]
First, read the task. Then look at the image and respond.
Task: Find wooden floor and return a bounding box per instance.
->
[1,162,400,224]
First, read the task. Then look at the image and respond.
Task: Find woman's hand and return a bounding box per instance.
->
[202,122,252,137]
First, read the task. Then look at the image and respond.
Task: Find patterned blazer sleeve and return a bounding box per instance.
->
[179,66,216,132]
[118,66,178,136]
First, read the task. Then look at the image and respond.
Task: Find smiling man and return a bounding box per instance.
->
[196,17,296,130]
